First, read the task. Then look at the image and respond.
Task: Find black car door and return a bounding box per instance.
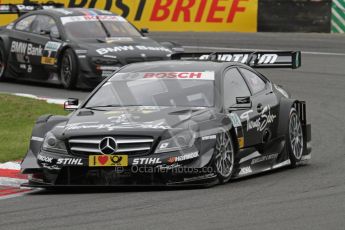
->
[238,67,280,147]
[26,14,62,81]
[8,14,37,77]
[223,67,252,148]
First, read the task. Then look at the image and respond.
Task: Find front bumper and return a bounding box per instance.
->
[22,168,218,188]
[22,146,217,187]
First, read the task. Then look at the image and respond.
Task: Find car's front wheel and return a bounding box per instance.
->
[287,108,304,166]
[60,49,78,89]
[213,132,235,184]
[0,42,7,81]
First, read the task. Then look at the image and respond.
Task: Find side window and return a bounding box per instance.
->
[240,68,266,94]
[32,15,60,37]
[15,15,36,32]
[223,68,251,108]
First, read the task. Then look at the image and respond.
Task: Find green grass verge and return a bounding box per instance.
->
[0,94,68,163]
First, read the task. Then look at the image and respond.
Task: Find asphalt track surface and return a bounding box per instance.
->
[1,32,345,230]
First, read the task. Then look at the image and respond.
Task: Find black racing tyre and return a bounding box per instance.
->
[0,42,7,81]
[213,132,235,184]
[287,108,304,167]
[60,49,78,89]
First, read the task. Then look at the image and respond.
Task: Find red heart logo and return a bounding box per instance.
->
[98,155,109,165]
[167,157,176,164]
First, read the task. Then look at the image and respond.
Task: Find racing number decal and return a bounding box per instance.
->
[228,113,245,148]
[41,41,62,65]
[89,155,128,167]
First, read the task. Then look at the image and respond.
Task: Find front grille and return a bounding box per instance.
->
[68,136,154,157]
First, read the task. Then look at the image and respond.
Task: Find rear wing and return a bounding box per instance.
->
[0,3,64,16]
[171,51,301,69]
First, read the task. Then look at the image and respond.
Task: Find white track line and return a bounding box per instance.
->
[12,93,65,105]
[183,46,345,56]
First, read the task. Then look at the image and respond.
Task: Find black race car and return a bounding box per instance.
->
[0,4,183,89]
[21,51,311,187]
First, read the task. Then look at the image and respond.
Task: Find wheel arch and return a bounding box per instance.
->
[277,98,306,137]
[0,36,11,79]
[0,35,11,57]
[28,114,69,156]
[57,46,80,88]
[229,126,240,154]
[22,114,68,173]
[57,45,75,69]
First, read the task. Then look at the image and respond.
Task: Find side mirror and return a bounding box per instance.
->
[40,29,51,36]
[40,29,60,40]
[64,98,79,111]
[40,29,53,40]
[236,96,251,104]
[140,28,149,34]
[229,97,252,111]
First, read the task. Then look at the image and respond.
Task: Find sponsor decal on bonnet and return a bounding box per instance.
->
[96,45,171,55]
[63,121,172,131]
[61,15,126,24]
[113,72,215,81]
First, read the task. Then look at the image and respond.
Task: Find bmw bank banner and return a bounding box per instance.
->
[0,0,258,32]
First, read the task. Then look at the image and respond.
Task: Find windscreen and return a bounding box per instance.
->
[85,72,215,108]
[61,15,142,39]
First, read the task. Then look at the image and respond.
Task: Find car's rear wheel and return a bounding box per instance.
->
[60,49,78,89]
[0,42,7,81]
[213,132,235,184]
[287,108,304,166]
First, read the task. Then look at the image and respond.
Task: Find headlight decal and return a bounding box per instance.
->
[42,132,67,154]
[155,130,196,153]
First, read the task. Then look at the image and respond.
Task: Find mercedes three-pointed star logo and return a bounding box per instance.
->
[99,137,118,155]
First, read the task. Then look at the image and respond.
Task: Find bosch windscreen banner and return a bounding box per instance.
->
[0,0,258,32]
